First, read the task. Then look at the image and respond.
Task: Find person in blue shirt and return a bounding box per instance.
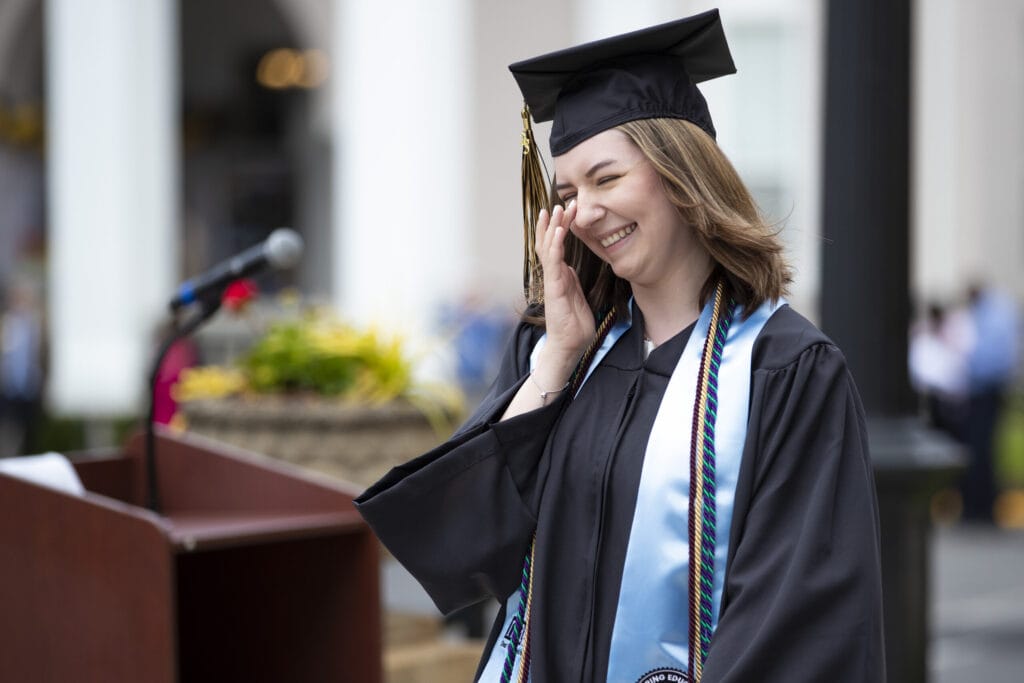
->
[962,283,1020,522]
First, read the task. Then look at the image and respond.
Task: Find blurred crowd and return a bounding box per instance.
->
[0,276,44,457]
[438,293,516,406]
[909,283,1022,524]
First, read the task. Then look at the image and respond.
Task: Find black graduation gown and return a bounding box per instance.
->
[355,304,885,682]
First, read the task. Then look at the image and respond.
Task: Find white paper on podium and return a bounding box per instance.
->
[0,452,86,496]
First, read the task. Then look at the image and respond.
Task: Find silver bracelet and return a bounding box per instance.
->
[530,371,569,403]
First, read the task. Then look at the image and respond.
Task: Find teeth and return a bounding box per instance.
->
[601,224,636,248]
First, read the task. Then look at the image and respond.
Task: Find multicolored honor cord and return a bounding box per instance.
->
[500,537,536,683]
[687,280,734,681]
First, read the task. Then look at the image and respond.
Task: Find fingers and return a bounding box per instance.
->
[535,207,553,261]
[535,207,550,243]
[536,202,574,265]
[549,201,576,257]
[549,226,566,268]
[563,199,578,231]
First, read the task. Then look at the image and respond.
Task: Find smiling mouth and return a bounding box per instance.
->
[600,223,637,248]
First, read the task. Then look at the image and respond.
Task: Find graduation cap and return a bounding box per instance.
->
[510,8,735,154]
[507,9,736,303]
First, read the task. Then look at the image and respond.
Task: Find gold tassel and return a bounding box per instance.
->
[520,104,550,305]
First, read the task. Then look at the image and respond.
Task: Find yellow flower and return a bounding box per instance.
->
[172,366,248,401]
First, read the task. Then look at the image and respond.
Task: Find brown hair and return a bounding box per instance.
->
[529,117,792,325]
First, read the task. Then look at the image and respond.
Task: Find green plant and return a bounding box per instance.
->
[173,310,464,433]
[240,317,413,401]
[996,391,1024,489]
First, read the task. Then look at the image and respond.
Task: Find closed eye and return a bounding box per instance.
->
[556,173,620,203]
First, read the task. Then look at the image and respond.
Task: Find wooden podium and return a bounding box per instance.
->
[0,430,382,683]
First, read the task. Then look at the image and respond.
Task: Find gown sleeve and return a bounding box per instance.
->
[703,342,886,682]
[353,321,563,614]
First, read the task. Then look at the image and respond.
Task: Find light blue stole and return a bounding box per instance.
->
[479,298,782,682]
[605,297,780,681]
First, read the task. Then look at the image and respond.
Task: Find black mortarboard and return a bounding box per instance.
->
[509,8,735,155]
[508,9,735,304]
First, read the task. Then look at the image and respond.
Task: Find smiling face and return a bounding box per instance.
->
[553,128,703,290]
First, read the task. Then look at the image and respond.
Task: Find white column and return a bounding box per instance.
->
[45,0,178,415]
[953,0,1024,299]
[913,0,960,302]
[333,0,470,340]
[913,0,1024,301]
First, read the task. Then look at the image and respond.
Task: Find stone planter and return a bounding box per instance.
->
[179,396,446,490]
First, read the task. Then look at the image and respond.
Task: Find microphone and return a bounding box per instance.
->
[168,228,304,310]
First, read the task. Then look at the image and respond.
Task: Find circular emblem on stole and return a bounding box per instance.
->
[636,668,689,683]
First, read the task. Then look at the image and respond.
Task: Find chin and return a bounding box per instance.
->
[608,262,639,283]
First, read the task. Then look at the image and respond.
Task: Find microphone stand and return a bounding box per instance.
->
[145,294,222,513]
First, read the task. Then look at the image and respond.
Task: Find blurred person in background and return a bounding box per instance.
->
[0,277,44,455]
[151,321,200,427]
[442,293,516,406]
[962,282,1020,523]
[909,302,972,441]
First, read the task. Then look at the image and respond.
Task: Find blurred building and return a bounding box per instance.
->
[0,0,1019,418]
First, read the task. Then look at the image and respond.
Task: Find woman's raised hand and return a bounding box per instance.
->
[500,202,596,420]
[535,201,596,371]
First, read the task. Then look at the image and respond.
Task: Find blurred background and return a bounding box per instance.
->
[0,0,1021,681]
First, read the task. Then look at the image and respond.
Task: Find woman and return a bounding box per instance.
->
[356,10,884,682]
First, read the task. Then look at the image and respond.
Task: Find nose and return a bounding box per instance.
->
[571,191,605,231]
